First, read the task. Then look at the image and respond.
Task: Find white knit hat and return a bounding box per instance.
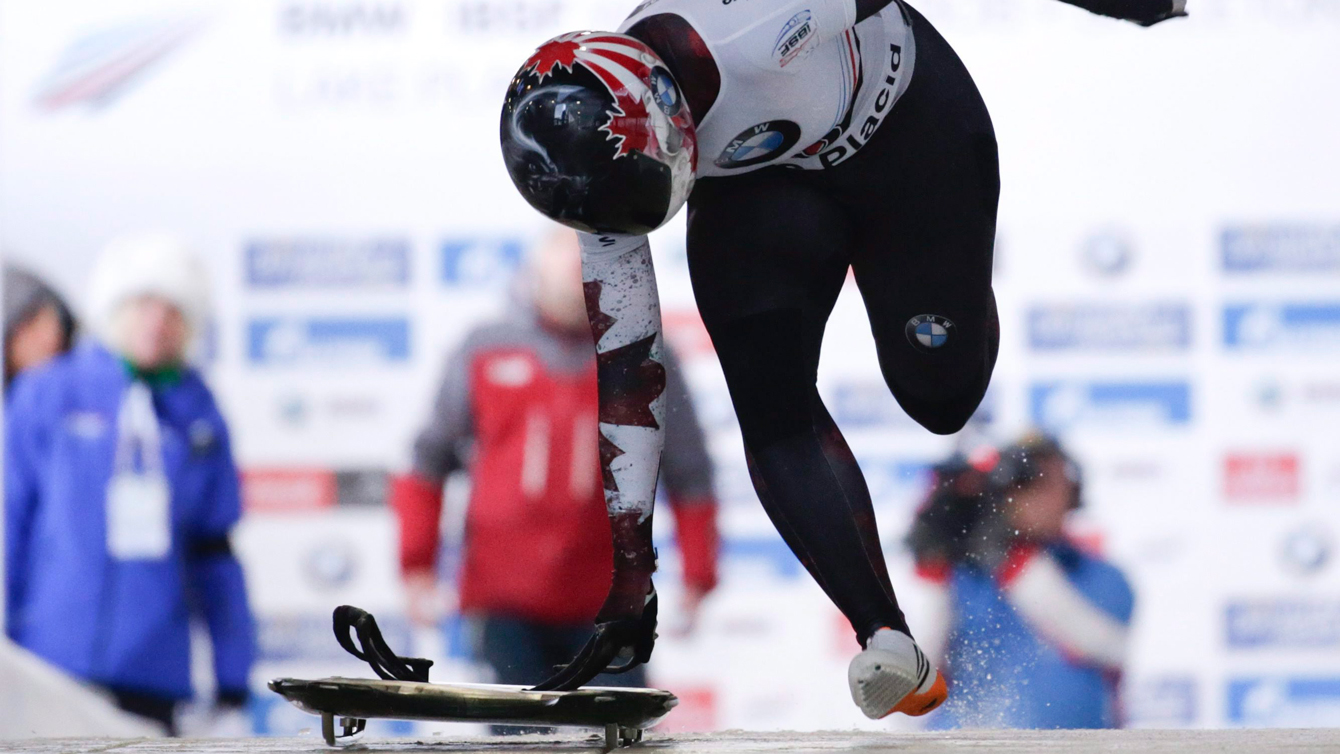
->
[87,231,211,350]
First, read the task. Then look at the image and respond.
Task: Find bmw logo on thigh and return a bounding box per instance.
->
[906,314,955,352]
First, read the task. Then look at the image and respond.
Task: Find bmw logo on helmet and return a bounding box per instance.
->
[650,66,682,116]
[906,314,955,352]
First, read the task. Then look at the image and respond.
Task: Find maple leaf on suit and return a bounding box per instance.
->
[597,334,666,429]
[584,281,617,344]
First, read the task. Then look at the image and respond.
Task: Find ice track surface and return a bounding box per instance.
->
[5,729,1338,754]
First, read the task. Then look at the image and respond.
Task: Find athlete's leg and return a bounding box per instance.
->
[686,170,909,643]
[837,5,1002,436]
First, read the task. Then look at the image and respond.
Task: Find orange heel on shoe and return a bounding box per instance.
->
[889,671,948,717]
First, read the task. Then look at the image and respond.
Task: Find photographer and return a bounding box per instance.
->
[909,433,1134,729]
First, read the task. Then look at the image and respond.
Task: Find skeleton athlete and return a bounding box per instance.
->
[500,0,1186,719]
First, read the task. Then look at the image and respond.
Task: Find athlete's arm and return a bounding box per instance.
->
[579,232,667,620]
[531,232,667,692]
[1054,0,1187,26]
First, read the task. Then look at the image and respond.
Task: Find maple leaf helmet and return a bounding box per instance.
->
[501,32,697,236]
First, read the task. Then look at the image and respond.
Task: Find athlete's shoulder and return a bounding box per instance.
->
[619,0,776,42]
[619,0,690,32]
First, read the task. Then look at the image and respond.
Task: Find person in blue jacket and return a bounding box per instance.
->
[909,433,1135,729]
[4,233,255,734]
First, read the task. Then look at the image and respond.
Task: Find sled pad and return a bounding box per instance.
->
[269,676,677,749]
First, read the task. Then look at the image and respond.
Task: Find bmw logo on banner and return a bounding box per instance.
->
[906,314,955,352]
[716,121,801,169]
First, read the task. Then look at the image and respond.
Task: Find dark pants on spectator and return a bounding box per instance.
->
[477,615,649,735]
[106,686,178,736]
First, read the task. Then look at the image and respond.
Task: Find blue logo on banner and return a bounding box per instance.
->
[1029,304,1191,351]
[441,238,524,287]
[828,380,996,429]
[258,613,411,663]
[1031,381,1191,431]
[1227,677,1340,726]
[1226,600,1340,649]
[1126,677,1198,727]
[246,238,410,288]
[248,317,409,366]
[828,380,913,429]
[1224,303,1340,351]
[1222,225,1340,273]
[858,457,935,505]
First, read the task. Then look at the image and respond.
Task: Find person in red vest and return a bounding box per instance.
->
[391,228,718,712]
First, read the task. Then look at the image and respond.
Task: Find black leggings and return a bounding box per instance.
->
[685,4,999,644]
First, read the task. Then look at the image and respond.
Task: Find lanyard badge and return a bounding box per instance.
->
[106,381,172,560]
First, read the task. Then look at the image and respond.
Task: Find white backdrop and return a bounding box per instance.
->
[3,0,1340,734]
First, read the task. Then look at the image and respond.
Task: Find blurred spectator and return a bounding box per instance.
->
[909,432,1134,729]
[4,233,255,735]
[391,228,718,721]
[4,264,77,388]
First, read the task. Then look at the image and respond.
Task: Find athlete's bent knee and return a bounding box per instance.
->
[895,385,987,435]
[884,304,999,435]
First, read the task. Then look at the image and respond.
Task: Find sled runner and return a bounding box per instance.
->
[269,606,677,750]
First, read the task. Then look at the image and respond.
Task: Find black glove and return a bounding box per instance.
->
[531,589,658,692]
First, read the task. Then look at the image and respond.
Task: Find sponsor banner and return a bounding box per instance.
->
[1279,524,1332,577]
[277,1,409,38]
[857,457,934,507]
[1027,303,1191,351]
[245,238,410,288]
[1226,600,1340,650]
[1079,230,1135,277]
[258,612,408,663]
[450,0,569,36]
[1250,378,1340,415]
[242,468,390,511]
[1222,225,1340,273]
[275,392,386,430]
[828,380,915,429]
[242,468,338,513]
[302,538,363,591]
[1125,676,1198,727]
[1102,457,1166,484]
[33,13,207,112]
[441,238,524,287]
[1224,303,1340,351]
[827,381,996,430]
[719,536,804,580]
[1223,452,1300,503]
[336,469,390,507]
[247,316,410,366]
[1030,381,1191,431]
[1227,677,1340,727]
